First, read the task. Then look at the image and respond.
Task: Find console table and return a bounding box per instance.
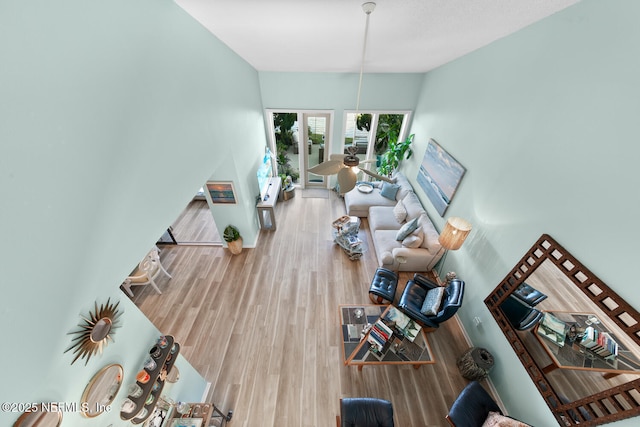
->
[256,177,281,230]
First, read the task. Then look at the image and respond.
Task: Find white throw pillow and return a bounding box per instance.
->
[402,229,423,248]
[393,200,407,223]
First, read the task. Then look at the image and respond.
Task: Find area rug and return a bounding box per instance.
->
[302,189,330,199]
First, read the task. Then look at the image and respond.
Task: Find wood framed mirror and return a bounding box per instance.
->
[13,405,62,427]
[485,234,640,426]
[81,363,124,417]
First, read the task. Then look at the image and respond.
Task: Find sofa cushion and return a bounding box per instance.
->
[392,171,413,200]
[373,230,403,263]
[482,412,531,427]
[420,286,445,315]
[344,188,396,217]
[402,229,423,248]
[396,217,419,241]
[402,192,425,221]
[392,200,407,223]
[369,206,403,231]
[417,214,441,253]
[380,182,400,200]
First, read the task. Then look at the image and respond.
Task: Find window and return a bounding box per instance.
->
[343,111,412,165]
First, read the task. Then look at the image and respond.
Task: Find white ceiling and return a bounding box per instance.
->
[175,0,580,73]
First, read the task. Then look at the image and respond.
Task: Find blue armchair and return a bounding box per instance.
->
[397,274,465,329]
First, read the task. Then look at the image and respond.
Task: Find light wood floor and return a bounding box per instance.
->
[170,199,221,244]
[130,189,487,426]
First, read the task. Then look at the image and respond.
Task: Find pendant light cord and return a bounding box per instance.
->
[353,3,375,149]
[355,7,372,112]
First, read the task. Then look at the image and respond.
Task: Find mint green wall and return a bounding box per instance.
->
[401,0,640,425]
[258,72,423,157]
[0,0,265,425]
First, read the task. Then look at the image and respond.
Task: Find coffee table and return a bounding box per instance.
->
[534,311,640,377]
[339,304,435,370]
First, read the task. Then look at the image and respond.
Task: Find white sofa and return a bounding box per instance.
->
[344,172,442,272]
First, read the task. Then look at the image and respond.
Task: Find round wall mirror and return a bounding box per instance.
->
[13,406,62,427]
[81,363,124,418]
[64,298,122,365]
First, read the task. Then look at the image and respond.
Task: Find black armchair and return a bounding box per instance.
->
[499,295,543,331]
[446,381,531,427]
[397,274,465,329]
[512,282,547,306]
[337,398,394,427]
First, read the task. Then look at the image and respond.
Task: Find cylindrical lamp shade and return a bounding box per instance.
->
[438,217,472,250]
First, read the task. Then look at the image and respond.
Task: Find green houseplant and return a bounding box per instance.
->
[377,133,414,176]
[223,225,243,255]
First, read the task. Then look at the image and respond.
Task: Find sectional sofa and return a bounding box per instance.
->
[344,171,443,272]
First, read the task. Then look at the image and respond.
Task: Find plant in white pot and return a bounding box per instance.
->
[223,225,243,255]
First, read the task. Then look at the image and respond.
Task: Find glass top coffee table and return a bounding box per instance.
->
[339,304,435,370]
[534,311,640,377]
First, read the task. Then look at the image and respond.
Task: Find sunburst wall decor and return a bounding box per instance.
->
[65,298,122,365]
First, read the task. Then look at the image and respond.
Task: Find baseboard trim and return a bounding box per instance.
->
[201,382,212,402]
[452,314,507,414]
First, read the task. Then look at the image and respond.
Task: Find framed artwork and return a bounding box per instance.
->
[416,139,466,217]
[206,181,237,204]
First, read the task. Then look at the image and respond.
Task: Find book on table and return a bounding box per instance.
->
[367,319,393,352]
[580,326,619,358]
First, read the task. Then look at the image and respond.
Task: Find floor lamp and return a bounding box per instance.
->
[429,217,472,279]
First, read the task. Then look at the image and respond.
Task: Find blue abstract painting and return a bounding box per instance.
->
[417,139,466,216]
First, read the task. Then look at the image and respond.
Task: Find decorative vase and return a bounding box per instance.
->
[227,238,243,255]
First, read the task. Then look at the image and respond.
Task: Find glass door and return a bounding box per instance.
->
[302,112,331,188]
[343,111,412,178]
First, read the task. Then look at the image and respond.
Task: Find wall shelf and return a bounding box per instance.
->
[120,335,180,424]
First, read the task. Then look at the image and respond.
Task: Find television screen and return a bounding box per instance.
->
[257,149,273,201]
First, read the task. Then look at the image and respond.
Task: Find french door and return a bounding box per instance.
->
[266,110,333,189]
[302,112,331,188]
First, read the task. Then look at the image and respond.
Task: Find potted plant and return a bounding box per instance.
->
[223,225,243,255]
[377,134,415,176]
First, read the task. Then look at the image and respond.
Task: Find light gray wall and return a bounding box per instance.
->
[0,0,266,425]
[400,0,640,425]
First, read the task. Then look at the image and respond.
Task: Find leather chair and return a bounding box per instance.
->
[499,295,543,331]
[369,268,398,304]
[445,381,501,427]
[397,274,465,329]
[337,398,394,427]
